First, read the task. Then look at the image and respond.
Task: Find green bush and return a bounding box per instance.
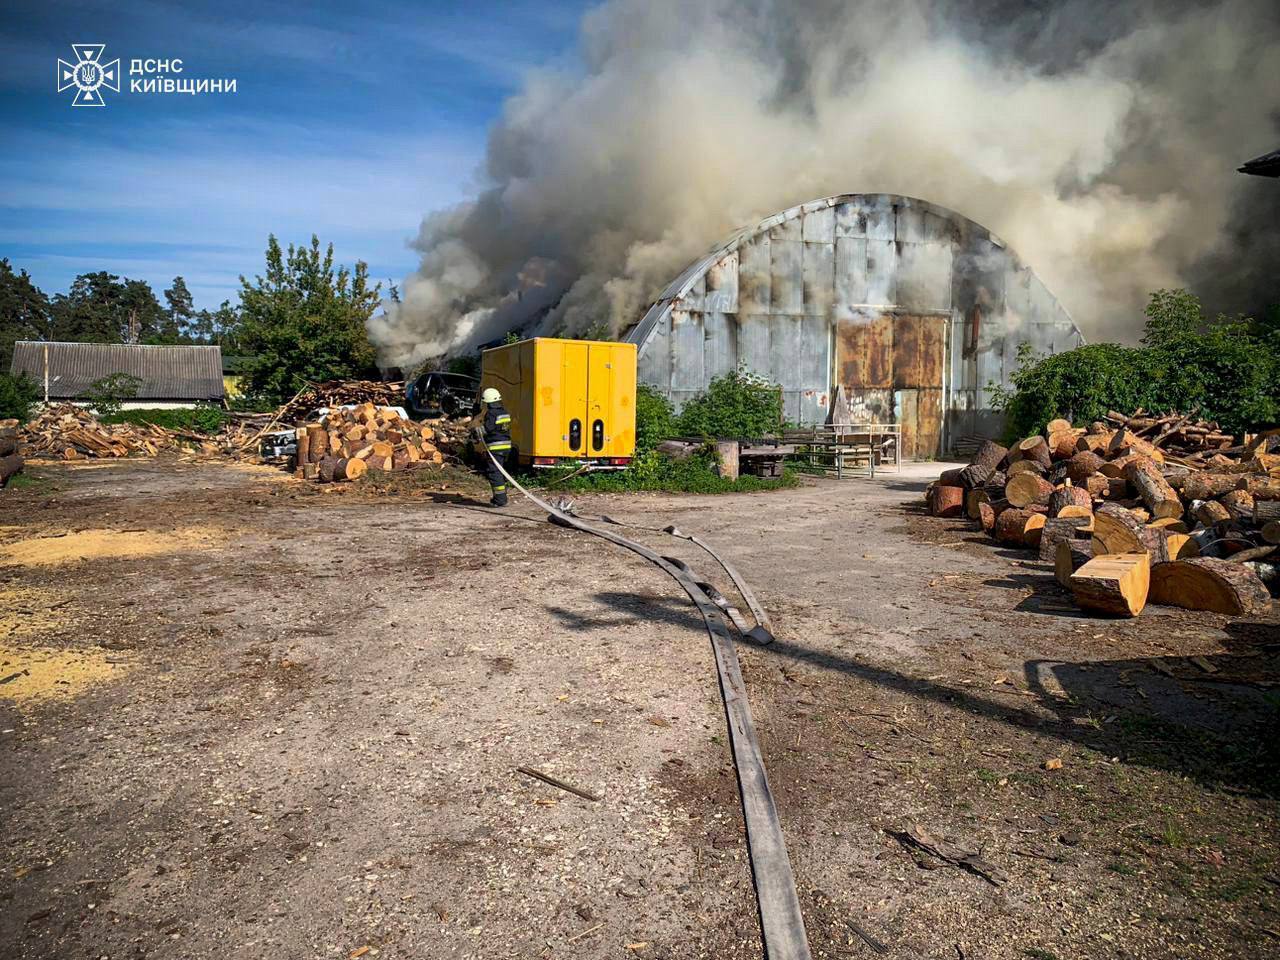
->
[101,407,226,434]
[0,373,39,422]
[676,369,783,439]
[992,290,1280,440]
[83,373,142,418]
[635,384,676,453]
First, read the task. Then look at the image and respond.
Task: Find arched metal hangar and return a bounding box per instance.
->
[623,194,1084,459]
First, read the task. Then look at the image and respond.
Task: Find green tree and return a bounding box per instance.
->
[0,372,39,422]
[236,235,381,402]
[994,289,1280,439]
[0,259,52,369]
[163,276,196,343]
[50,272,165,344]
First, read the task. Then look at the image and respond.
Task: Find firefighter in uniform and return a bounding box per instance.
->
[473,387,513,506]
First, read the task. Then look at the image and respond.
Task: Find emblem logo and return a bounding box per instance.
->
[57,44,120,107]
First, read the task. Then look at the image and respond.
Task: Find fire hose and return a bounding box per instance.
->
[487,452,812,960]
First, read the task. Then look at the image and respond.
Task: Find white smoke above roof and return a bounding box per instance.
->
[367,0,1280,368]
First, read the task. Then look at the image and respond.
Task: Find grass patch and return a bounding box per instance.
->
[101,407,226,434]
[527,450,800,495]
[4,470,57,494]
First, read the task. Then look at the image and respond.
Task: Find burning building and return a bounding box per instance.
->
[623,194,1082,458]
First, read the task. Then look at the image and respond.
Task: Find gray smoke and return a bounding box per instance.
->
[368,0,1280,367]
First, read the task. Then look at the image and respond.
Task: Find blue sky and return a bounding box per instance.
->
[0,0,589,310]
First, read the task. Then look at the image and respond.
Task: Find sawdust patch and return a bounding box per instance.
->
[0,641,129,704]
[0,586,79,640]
[0,527,223,567]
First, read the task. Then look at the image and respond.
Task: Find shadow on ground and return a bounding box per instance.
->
[547,590,1280,798]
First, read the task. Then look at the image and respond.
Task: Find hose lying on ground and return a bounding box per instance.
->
[487,454,812,960]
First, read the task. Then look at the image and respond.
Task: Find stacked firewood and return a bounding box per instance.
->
[1,418,22,487]
[294,403,446,482]
[927,413,1279,619]
[17,404,213,459]
[278,380,405,424]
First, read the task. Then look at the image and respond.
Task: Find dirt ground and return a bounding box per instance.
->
[1,457,1277,960]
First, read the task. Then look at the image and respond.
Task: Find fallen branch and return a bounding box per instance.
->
[517,766,601,801]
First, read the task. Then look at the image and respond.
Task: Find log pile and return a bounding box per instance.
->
[293,402,446,483]
[1,418,22,487]
[926,412,1279,619]
[278,380,405,424]
[18,404,220,460]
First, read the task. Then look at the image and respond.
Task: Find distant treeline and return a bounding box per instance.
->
[1,235,387,404]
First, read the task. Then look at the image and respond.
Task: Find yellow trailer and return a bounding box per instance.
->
[480,338,637,468]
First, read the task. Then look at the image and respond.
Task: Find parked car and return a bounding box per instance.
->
[406,371,479,420]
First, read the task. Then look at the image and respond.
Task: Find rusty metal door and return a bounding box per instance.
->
[892,314,945,459]
[834,313,945,459]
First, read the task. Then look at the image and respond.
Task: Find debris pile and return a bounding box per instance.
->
[278,380,405,423]
[927,411,1279,618]
[1,418,22,486]
[293,402,450,482]
[19,404,222,460]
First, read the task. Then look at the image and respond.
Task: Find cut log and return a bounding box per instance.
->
[306,424,328,462]
[1017,436,1052,469]
[977,501,997,533]
[965,488,991,520]
[1076,433,1112,454]
[1182,473,1244,500]
[1065,451,1104,483]
[938,467,966,487]
[1149,558,1272,615]
[1047,483,1092,517]
[344,457,368,480]
[993,507,1040,545]
[1122,457,1183,520]
[1147,526,1199,561]
[0,453,23,486]
[1084,473,1110,499]
[1108,428,1164,463]
[1099,453,1141,479]
[295,425,311,466]
[1218,489,1254,521]
[1007,459,1047,478]
[1092,503,1155,557]
[930,485,964,517]
[1006,473,1054,508]
[1055,539,1094,586]
[1039,515,1093,561]
[1070,553,1151,617]
[1058,504,1093,520]
[1148,517,1188,533]
[1242,478,1280,501]
[1195,500,1232,526]
[1022,512,1049,549]
[1047,430,1080,461]
[317,455,341,483]
[1046,418,1073,435]
[1254,500,1280,524]
[959,439,1007,488]
[1262,521,1280,545]
[1104,477,1128,500]
[301,462,319,481]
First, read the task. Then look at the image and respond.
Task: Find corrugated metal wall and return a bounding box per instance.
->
[625,194,1081,457]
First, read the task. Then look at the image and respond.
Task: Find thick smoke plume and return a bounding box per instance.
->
[368,0,1280,367]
